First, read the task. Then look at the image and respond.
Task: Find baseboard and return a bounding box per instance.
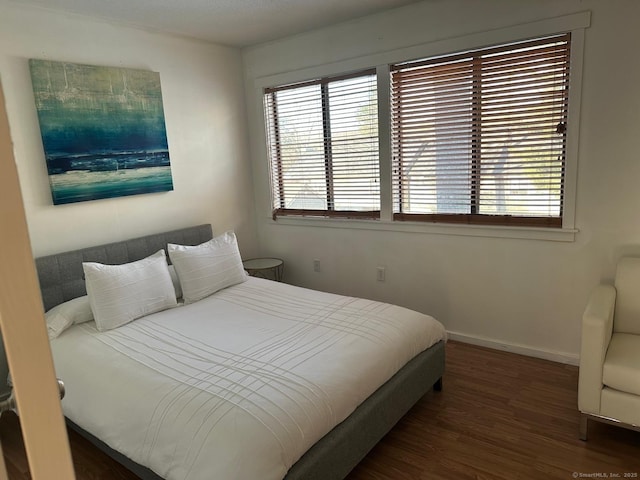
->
[446,331,579,366]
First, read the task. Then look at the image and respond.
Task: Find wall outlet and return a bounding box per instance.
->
[313,259,321,272]
[376,266,386,282]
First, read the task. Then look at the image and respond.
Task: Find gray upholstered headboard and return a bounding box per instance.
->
[35,224,213,312]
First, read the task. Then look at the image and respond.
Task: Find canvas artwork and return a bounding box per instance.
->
[29,60,173,205]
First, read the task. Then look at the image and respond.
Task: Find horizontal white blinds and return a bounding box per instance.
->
[264,70,379,219]
[391,34,571,227]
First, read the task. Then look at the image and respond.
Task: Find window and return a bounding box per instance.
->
[264,70,379,219]
[391,34,571,227]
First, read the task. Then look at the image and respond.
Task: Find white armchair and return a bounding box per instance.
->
[578,257,640,440]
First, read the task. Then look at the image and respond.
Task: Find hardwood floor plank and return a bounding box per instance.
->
[1,340,638,479]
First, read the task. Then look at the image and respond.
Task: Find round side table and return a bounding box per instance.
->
[242,258,284,282]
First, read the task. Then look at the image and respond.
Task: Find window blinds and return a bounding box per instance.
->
[264,70,379,219]
[391,34,571,227]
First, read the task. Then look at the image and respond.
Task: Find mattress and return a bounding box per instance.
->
[50,277,446,480]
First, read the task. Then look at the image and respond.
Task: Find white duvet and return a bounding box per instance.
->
[50,277,445,480]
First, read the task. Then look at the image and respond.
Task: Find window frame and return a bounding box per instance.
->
[254,12,589,242]
[390,34,571,228]
[264,68,381,220]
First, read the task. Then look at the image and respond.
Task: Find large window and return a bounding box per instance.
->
[391,34,571,227]
[262,29,579,233]
[264,70,379,219]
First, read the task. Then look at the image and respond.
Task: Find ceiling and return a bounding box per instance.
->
[8,0,424,47]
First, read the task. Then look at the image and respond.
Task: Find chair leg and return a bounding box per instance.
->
[433,377,443,392]
[579,414,588,441]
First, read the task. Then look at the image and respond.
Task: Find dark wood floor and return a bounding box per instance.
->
[1,341,639,479]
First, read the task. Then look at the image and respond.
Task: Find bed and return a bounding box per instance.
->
[35,224,446,480]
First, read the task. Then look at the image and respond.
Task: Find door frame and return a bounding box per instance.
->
[0,80,76,478]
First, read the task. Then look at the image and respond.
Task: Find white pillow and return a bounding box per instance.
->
[83,250,177,332]
[167,231,247,304]
[45,295,94,339]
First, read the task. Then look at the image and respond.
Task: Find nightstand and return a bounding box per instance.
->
[242,258,284,282]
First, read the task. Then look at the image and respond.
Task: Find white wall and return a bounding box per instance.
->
[0,3,257,258]
[243,0,640,363]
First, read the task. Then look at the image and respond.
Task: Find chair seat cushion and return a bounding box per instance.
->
[603,333,640,396]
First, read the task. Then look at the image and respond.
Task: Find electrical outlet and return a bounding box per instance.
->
[376,266,386,282]
[313,259,321,272]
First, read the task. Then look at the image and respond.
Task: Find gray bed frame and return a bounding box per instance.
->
[35,224,445,480]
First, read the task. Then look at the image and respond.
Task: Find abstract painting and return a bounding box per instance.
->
[29,60,173,205]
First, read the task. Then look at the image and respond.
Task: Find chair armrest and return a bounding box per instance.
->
[578,284,616,415]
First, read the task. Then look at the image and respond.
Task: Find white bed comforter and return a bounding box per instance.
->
[51,277,445,480]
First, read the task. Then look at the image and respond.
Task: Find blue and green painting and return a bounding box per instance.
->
[29,60,173,205]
